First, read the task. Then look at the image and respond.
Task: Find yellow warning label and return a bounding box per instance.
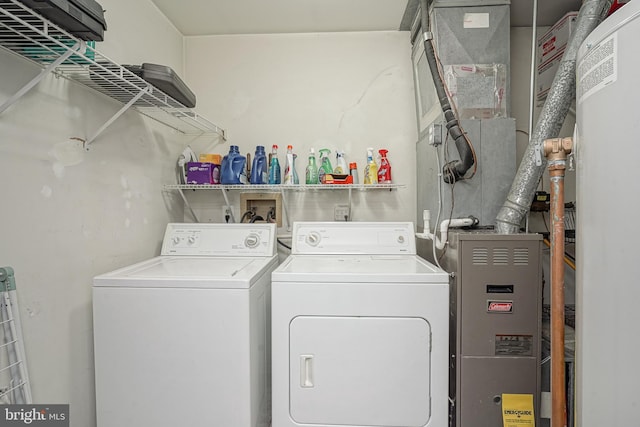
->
[502,393,535,427]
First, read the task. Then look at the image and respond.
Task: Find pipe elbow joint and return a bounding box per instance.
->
[442,161,464,183]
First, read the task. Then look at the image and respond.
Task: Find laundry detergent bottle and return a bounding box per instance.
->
[268,144,281,185]
[363,147,378,185]
[334,150,348,174]
[305,148,319,184]
[377,149,392,183]
[221,145,247,184]
[250,145,268,184]
[318,149,333,183]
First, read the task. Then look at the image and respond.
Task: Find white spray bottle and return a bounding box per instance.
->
[283,145,296,185]
[334,151,348,174]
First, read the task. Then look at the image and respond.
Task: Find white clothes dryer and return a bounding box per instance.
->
[271,222,449,427]
[93,223,278,427]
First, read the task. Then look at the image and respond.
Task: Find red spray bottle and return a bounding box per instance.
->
[377,149,392,183]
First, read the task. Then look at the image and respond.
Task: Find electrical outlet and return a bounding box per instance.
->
[334,204,350,221]
[240,193,282,226]
[428,123,443,146]
[222,205,235,223]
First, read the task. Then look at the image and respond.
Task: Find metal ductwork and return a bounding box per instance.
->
[495,0,614,234]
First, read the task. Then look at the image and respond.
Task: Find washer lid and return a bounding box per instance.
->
[93,255,277,289]
[272,254,447,283]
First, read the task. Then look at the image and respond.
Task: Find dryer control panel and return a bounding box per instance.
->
[161,223,276,256]
[292,222,416,255]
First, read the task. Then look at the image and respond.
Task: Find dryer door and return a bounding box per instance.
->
[289,316,432,427]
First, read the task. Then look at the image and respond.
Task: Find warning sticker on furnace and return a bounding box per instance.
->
[495,334,533,356]
[502,394,535,427]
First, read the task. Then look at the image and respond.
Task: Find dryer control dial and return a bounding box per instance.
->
[244,233,261,249]
[305,232,321,247]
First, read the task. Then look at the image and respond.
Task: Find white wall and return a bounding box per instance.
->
[98,0,184,74]
[0,1,188,426]
[0,3,580,424]
[183,32,417,227]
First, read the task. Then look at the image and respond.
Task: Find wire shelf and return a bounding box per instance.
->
[0,0,225,139]
[0,267,31,405]
[164,183,405,192]
[564,202,576,243]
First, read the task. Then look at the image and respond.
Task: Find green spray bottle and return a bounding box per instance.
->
[318,149,333,184]
[305,148,319,184]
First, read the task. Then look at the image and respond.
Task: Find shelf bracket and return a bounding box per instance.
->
[84,85,152,148]
[280,189,292,232]
[0,40,85,115]
[176,187,200,223]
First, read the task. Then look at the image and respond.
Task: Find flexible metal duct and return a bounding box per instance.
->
[495,0,613,234]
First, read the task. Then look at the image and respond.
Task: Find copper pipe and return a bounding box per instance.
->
[543,238,576,270]
[543,137,573,427]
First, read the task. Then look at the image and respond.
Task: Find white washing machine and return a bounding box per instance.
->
[93,223,278,427]
[271,222,449,427]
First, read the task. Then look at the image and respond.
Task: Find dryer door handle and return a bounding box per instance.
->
[300,355,314,388]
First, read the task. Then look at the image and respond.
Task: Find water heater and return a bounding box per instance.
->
[576,2,640,425]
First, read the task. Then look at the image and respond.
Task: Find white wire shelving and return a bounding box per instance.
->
[0,0,226,147]
[164,183,404,192]
[164,183,405,227]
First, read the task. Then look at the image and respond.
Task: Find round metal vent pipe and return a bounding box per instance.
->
[495,0,613,234]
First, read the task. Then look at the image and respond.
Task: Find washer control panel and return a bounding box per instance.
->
[161,223,276,256]
[293,222,416,255]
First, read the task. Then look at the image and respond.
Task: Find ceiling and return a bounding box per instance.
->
[149,0,584,37]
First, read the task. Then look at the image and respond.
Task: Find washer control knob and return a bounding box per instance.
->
[397,235,405,244]
[172,236,181,245]
[306,232,321,247]
[245,233,260,249]
[187,236,197,245]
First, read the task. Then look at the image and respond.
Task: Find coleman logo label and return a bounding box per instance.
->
[487,301,513,313]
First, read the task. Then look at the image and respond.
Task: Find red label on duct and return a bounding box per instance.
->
[543,36,557,54]
[487,301,513,313]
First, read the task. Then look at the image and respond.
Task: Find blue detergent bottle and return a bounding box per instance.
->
[221,145,247,184]
[250,145,268,184]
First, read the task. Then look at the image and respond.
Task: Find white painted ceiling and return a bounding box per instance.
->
[149,0,584,36]
[149,0,407,36]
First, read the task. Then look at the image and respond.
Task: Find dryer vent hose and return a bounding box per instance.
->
[419,0,476,183]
